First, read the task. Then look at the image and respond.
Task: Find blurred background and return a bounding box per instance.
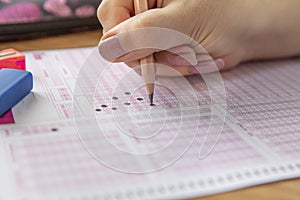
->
[0,0,102,41]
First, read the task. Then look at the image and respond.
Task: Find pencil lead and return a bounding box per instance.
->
[149,93,154,106]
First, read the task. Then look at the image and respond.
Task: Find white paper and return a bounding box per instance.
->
[0,47,299,200]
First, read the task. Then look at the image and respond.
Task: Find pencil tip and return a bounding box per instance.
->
[149,93,154,105]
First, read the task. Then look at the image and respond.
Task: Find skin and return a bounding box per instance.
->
[97,0,300,75]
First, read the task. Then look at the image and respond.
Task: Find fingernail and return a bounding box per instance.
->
[170,54,197,66]
[98,35,126,61]
[214,59,225,69]
[170,55,191,66]
[190,59,225,74]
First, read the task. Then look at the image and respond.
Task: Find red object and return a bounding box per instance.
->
[0,48,26,70]
[0,48,25,124]
[0,110,15,124]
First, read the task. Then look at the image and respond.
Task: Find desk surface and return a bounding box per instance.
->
[0,30,299,200]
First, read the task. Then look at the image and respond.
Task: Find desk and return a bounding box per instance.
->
[0,30,299,200]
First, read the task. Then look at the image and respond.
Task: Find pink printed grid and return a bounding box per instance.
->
[223,60,300,159]
[5,114,266,196]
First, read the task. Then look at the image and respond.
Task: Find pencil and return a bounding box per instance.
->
[133,0,156,106]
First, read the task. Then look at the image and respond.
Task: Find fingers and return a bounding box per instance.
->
[98,0,157,34]
[130,59,224,77]
[100,36,225,77]
[97,0,132,34]
[101,8,170,40]
[160,59,225,76]
[123,55,225,77]
[98,16,199,62]
[154,46,198,66]
[98,34,161,62]
[98,9,168,62]
[125,61,195,77]
[98,0,228,76]
[154,46,225,75]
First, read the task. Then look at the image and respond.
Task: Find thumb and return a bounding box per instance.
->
[98,9,194,62]
[101,8,165,40]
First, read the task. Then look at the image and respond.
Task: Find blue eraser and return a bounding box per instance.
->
[0,68,33,117]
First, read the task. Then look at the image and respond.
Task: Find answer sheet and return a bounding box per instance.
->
[0,47,299,200]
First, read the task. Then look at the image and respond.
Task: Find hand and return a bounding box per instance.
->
[97,0,300,75]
